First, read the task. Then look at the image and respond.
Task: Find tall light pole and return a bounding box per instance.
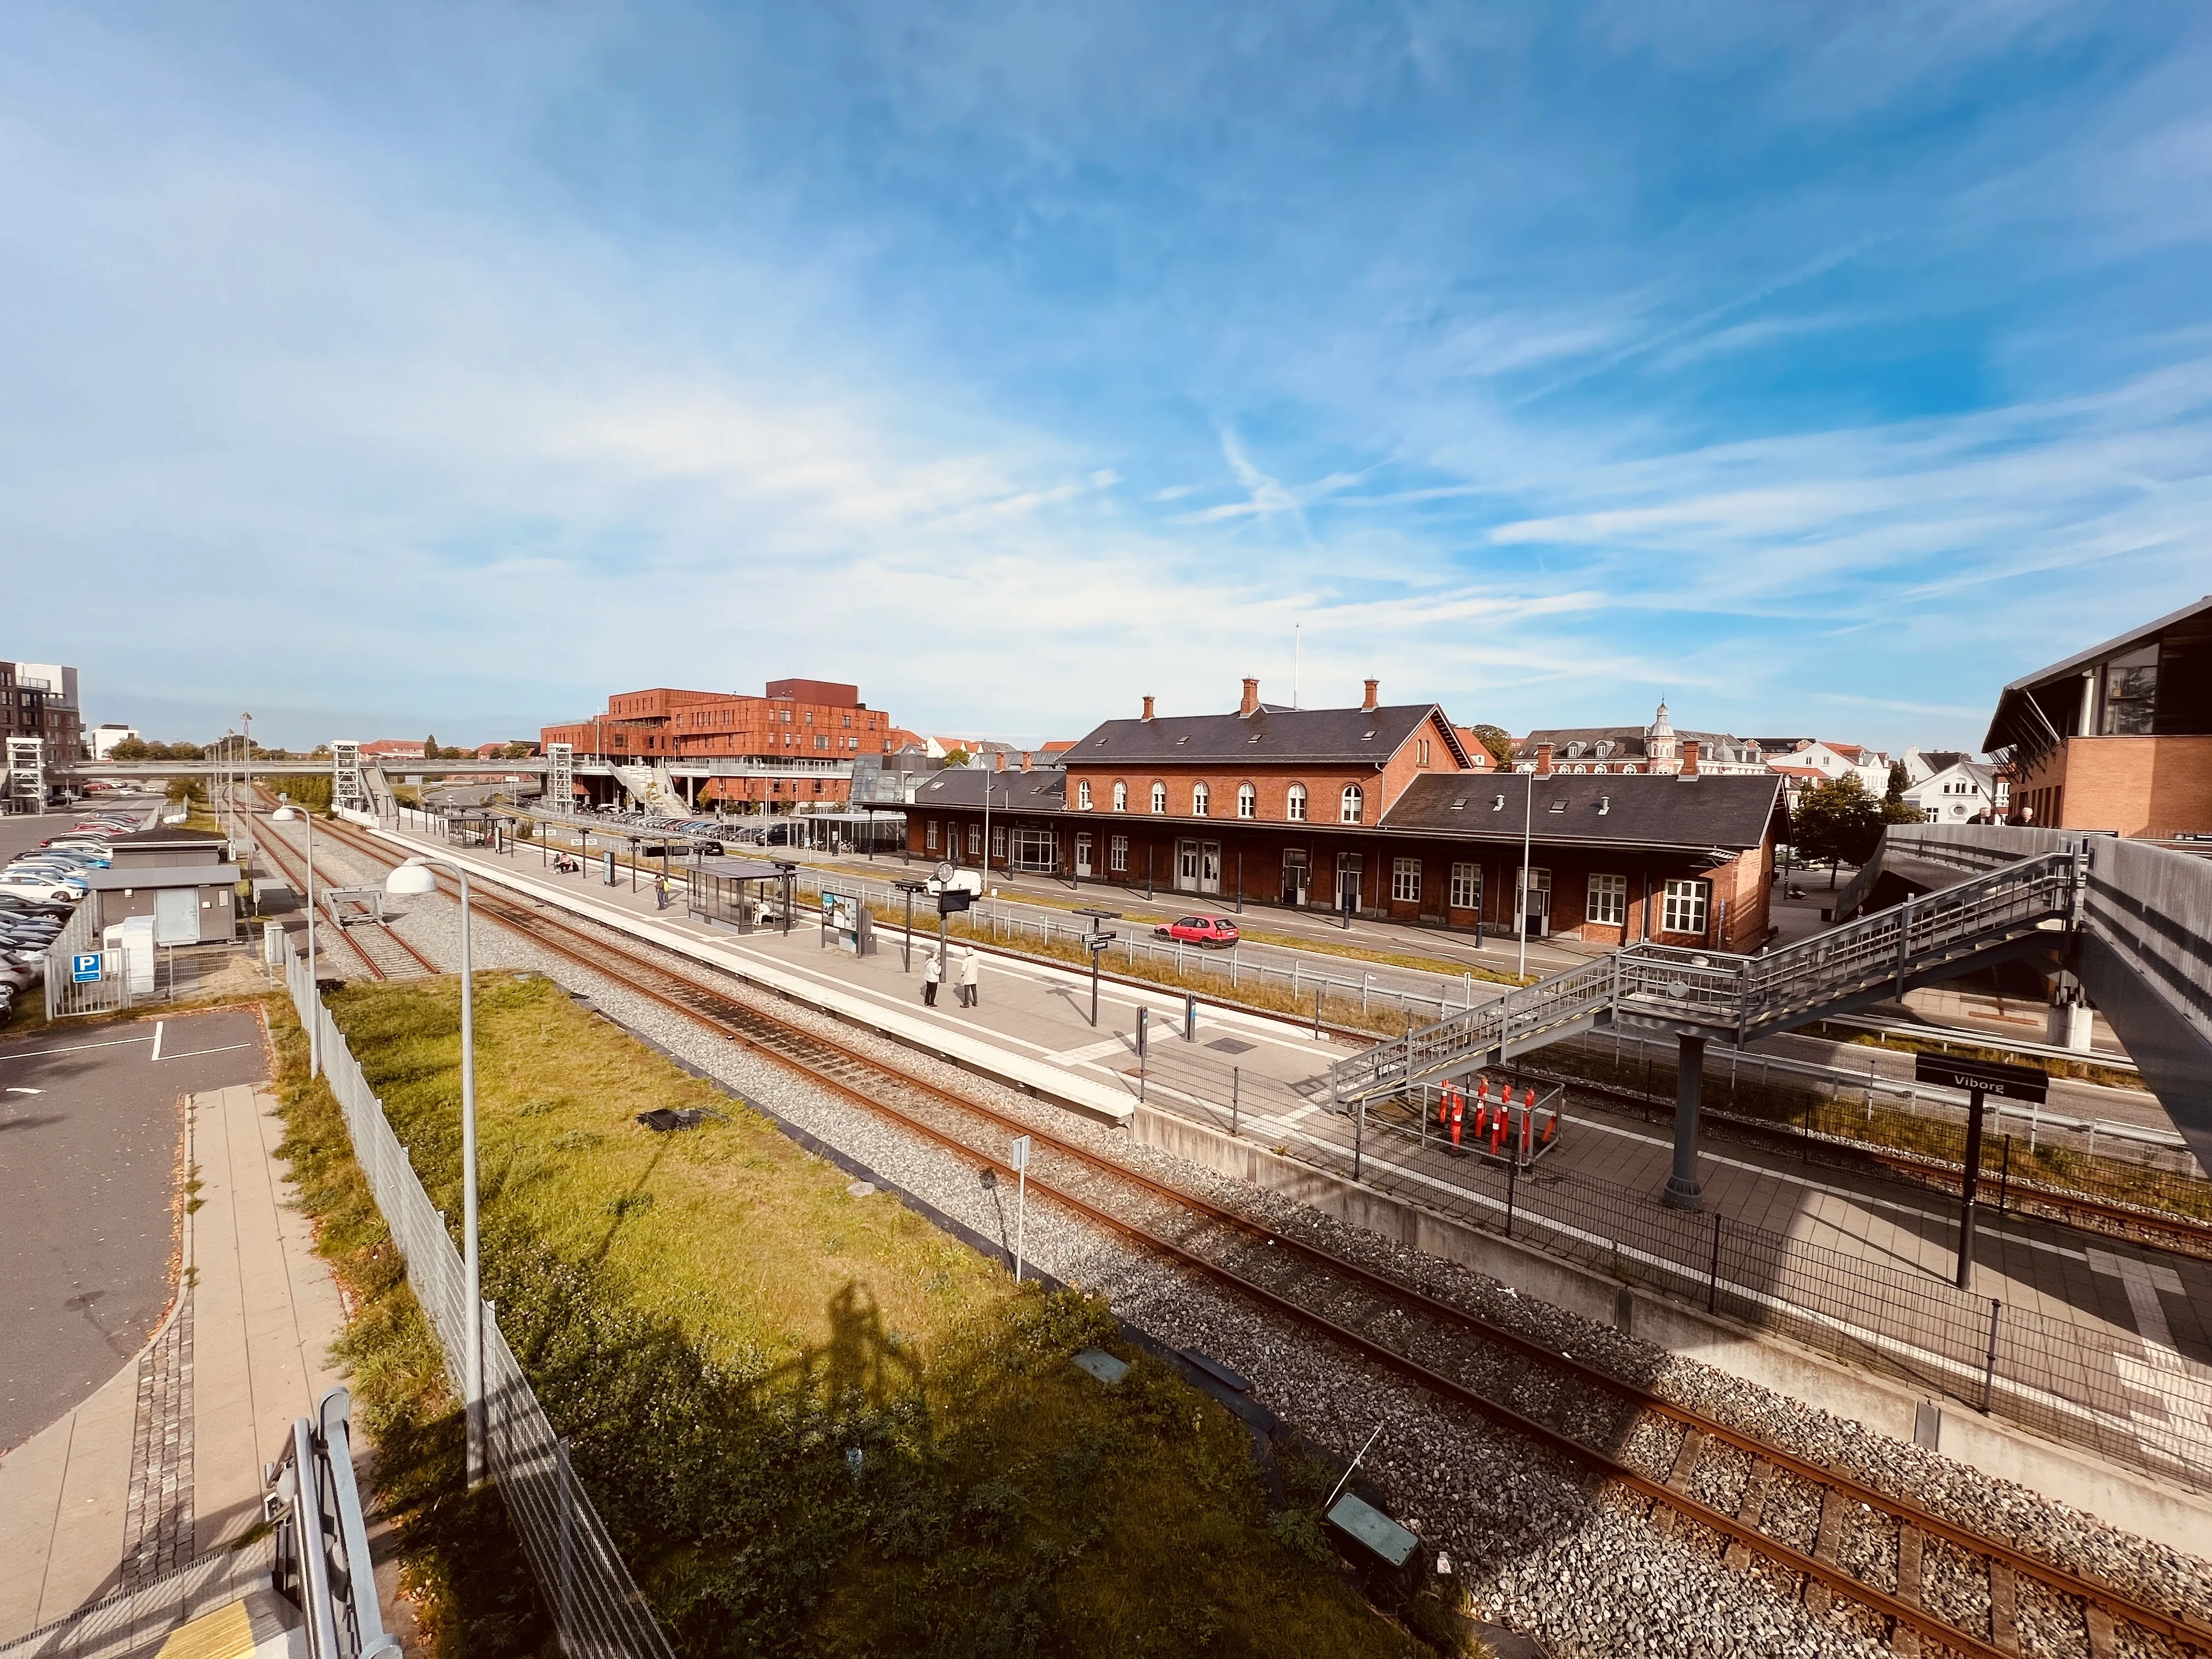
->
[383,854,484,1487]
[242,712,253,820]
[303,806,319,1078]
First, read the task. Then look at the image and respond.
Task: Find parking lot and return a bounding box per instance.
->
[0,798,164,1028]
[0,1006,268,1453]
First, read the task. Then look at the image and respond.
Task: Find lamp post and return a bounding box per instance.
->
[304,806,319,1079]
[382,854,485,1487]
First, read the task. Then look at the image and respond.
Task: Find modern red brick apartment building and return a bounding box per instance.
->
[540,678,899,810]
[1986,596,2212,840]
[908,679,1784,952]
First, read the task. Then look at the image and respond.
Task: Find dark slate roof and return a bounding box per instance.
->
[1916,750,1971,775]
[912,768,1068,811]
[1381,772,1782,854]
[107,828,228,845]
[1068,703,1469,767]
[86,863,241,890]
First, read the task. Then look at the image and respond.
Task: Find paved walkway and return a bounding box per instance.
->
[374,823,2212,1492]
[0,1085,347,1642]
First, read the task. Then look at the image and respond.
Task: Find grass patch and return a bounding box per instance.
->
[305,971,1434,1657]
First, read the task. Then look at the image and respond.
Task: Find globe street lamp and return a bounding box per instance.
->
[382,854,484,1486]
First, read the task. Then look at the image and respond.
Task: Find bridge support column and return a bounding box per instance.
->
[1662,1034,1705,1210]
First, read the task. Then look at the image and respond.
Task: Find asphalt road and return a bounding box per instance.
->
[0,1006,267,1453]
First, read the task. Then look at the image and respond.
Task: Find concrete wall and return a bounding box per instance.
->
[1130,1103,2212,1557]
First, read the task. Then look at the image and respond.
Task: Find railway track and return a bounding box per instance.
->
[247,811,439,983]
[303,811,2209,1659]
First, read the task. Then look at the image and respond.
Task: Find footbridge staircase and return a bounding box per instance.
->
[1329,827,2212,1186]
[1330,849,2083,1110]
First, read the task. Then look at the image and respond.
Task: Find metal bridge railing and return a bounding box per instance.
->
[1331,853,2083,1107]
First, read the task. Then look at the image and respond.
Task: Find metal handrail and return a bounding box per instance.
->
[1331,853,2081,1107]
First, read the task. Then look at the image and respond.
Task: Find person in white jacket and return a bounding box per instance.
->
[958,946,981,1008]
[922,947,943,1008]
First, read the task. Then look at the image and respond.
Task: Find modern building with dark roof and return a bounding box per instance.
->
[906,679,1784,952]
[1984,595,2212,839]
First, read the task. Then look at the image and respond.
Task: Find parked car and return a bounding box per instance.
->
[1153,915,1240,948]
[0,894,74,920]
[0,876,82,904]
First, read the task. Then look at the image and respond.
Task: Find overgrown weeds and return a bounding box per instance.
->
[291,972,1430,1657]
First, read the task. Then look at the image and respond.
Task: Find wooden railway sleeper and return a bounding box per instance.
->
[305,817,2199,1659]
[1723,1460,1779,1571]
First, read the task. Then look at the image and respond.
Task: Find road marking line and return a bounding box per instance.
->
[162,1043,256,1061]
[151,1021,165,1062]
[5,1086,41,1094]
[0,1034,159,1062]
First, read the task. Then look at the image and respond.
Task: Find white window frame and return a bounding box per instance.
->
[968,825,983,857]
[1340,784,1363,823]
[1391,857,1420,904]
[1661,878,1709,935]
[1286,783,1307,821]
[1237,782,1256,819]
[1192,781,1210,817]
[925,820,939,852]
[1587,872,1627,926]
[990,825,1006,860]
[1109,834,1128,873]
[1449,862,1480,910]
[1076,779,1092,810]
[1150,781,1167,815]
[1113,779,1128,812]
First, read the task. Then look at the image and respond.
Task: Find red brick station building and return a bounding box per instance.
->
[910,679,1785,955]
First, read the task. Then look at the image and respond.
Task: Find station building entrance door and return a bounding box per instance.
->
[1176,838,1221,895]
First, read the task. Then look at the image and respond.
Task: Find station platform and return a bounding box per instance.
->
[362,822,2212,1532]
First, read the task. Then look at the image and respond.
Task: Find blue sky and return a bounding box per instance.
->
[3,3,2209,753]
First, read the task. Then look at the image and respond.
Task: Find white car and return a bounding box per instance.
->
[0,876,81,904]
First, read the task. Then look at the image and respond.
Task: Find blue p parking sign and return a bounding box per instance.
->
[71,952,102,984]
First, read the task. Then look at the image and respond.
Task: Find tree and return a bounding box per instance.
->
[504,741,536,759]
[943,747,970,766]
[1880,759,1923,825]
[110,738,150,760]
[423,735,441,759]
[1468,724,1517,770]
[167,741,203,760]
[1792,775,1882,887]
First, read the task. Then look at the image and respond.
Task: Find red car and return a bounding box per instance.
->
[1154,915,1240,948]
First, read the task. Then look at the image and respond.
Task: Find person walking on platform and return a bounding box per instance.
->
[654,872,671,911]
[922,948,942,1008]
[956,946,980,1008]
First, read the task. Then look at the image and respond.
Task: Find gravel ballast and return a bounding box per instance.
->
[267,821,2212,1657]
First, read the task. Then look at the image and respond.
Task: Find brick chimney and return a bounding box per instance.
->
[1362,678,1379,713]
[994,749,1005,771]
[1020,749,1032,772]
[1239,677,1260,716]
[1536,742,1555,777]
[1141,695,1155,722]
[1681,739,1701,779]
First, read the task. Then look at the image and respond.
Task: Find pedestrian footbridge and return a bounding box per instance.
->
[1329,825,2212,1204]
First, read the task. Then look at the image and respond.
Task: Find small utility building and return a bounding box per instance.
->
[86,828,241,944]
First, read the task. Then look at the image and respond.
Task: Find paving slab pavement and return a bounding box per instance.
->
[0,1080,348,1645]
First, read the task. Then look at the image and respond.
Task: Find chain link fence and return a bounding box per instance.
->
[285,949,674,1659]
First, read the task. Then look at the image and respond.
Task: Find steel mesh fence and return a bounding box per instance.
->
[286,950,674,1659]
